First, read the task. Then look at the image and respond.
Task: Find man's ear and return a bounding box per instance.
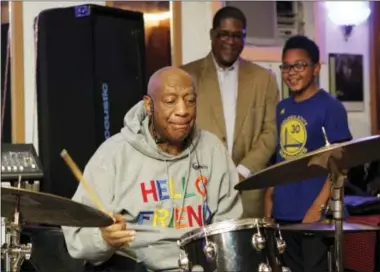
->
[143,95,152,116]
[313,62,321,77]
[209,29,214,40]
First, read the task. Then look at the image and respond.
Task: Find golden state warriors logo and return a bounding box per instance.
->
[279,116,308,159]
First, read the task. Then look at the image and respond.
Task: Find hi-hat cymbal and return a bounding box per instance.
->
[280,221,380,236]
[1,186,113,227]
[235,135,380,191]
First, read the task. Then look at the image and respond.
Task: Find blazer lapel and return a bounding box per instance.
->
[234,60,255,143]
[199,54,226,135]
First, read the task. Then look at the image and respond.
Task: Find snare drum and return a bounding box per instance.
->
[177,218,291,272]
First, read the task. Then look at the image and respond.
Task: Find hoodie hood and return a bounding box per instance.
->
[121,101,200,160]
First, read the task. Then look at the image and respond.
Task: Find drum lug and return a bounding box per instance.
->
[276,225,286,254]
[178,251,189,271]
[258,263,272,272]
[252,225,266,251]
[23,243,32,260]
[203,242,217,261]
[177,240,182,248]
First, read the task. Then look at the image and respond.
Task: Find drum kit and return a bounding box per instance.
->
[177,135,380,272]
[1,135,380,272]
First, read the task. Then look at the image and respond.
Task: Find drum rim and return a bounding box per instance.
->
[178,218,275,247]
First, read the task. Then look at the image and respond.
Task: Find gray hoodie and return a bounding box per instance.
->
[62,101,242,271]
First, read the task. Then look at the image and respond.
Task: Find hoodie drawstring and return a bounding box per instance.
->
[162,150,192,227]
[176,149,192,225]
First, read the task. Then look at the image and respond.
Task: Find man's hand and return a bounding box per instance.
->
[302,205,322,223]
[100,214,136,248]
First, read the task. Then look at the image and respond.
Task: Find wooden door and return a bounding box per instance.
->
[106,1,172,79]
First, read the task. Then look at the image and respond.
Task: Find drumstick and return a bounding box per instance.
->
[60,149,159,235]
[60,149,108,215]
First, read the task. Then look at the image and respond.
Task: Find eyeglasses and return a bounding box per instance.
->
[279,62,314,73]
[214,30,246,42]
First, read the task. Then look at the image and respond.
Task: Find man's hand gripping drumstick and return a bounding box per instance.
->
[60,149,135,248]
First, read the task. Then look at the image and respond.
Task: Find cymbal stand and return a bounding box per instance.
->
[1,179,32,272]
[327,157,347,272]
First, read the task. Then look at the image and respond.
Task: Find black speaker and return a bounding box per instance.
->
[36,4,147,198]
[1,23,12,143]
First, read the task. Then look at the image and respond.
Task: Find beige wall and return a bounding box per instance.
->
[14,2,375,145]
[180,2,372,139]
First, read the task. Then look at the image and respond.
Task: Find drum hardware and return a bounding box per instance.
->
[1,179,33,272]
[258,262,272,272]
[259,260,292,272]
[1,144,44,271]
[252,224,266,251]
[320,203,331,217]
[236,135,380,272]
[327,244,334,272]
[1,222,32,272]
[280,221,380,233]
[236,135,380,191]
[275,226,286,254]
[1,185,114,272]
[203,242,217,261]
[259,263,291,272]
[327,156,347,272]
[178,250,189,271]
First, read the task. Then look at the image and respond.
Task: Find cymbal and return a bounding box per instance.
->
[280,221,380,236]
[235,135,380,191]
[1,186,113,227]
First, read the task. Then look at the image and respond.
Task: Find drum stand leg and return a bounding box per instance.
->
[327,157,346,272]
[327,243,334,272]
[1,194,32,272]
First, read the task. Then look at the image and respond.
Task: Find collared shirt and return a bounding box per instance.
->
[212,55,251,178]
[212,55,238,157]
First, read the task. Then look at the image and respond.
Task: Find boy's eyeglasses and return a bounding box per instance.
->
[279,62,314,73]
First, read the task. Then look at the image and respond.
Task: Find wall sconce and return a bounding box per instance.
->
[325,1,371,41]
[144,12,171,27]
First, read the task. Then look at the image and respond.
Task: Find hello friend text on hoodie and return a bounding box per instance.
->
[62,101,243,271]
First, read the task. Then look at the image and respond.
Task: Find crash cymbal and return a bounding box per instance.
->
[1,186,113,227]
[235,135,380,191]
[280,221,380,236]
